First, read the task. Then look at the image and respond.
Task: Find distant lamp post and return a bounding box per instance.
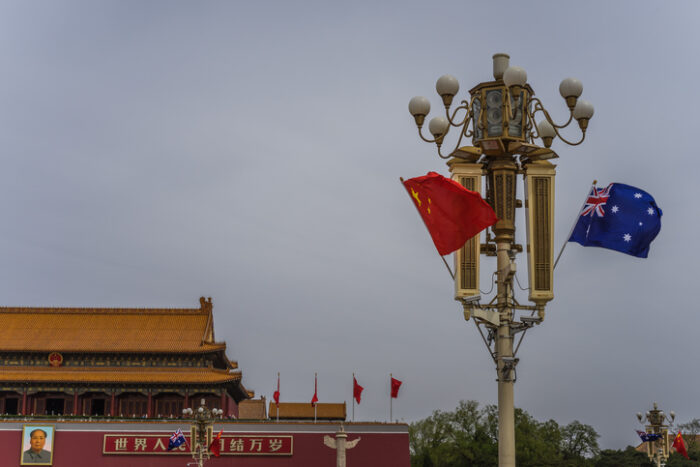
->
[408,53,593,467]
[637,403,675,467]
[182,399,224,467]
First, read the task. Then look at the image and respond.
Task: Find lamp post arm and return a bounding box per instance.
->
[436,128,470,159]
[445,95,476,128]
[416,126,441,144]
[529,98,575,129]
[527,99,586,146]
[445,100,472,127]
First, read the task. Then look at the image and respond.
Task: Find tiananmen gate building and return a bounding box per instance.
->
[0,297,409,466]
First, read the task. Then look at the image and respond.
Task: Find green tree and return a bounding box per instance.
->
[560,420,600,460]
[513,408,563,467]
[409,401,498,467]
[450,400,497,466]
[409,408,454,467]
[410,401,600,467]
[594,446,652,467]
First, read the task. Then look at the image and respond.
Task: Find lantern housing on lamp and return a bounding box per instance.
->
[448,158,484,299]
[469,80,532,156]
[523,161,556,305]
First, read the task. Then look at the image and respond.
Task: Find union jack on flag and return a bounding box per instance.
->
[580,184,611,217]
[167,428,187,451]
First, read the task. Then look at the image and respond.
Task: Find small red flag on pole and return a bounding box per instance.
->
[390,377,402,398]
[273,373,280,407]
[402,172,497,256]
[353,376,364,404]
[389,374,402,422]
[673,430,689,459]
[311,373,318,407]
[209,429,223,457]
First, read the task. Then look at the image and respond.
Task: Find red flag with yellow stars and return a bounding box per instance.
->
[673,430,689,459]
[402,172,498,255]
[209,429,223,457]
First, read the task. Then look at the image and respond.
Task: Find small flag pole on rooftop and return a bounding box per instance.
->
[352,373,355,422]
[389,373,393,423]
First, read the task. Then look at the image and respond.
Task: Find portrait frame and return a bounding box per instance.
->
[20,424,55,466]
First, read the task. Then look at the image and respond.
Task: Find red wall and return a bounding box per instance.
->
[0,421,410,467]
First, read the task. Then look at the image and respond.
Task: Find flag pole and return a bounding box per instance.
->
[553,180,597,270]
[314,372,317,424]
[352,373,355,422]
[389,373,393,423]
[400,177,455,281]
[276,372,280,423]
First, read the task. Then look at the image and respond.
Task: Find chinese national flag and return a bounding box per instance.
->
[673,431,689,459]
[273,373,280,406]
[391,377,402,398]
[311,374,318,407]
[353,376,364,404]
[403,172,498,255]
[209,429,223,457]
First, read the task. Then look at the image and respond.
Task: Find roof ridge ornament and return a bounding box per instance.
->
[200,297,215,345]
[199,296,213,312]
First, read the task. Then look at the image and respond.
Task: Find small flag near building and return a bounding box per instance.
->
[167,428,187,451]
[273,373,280,406]
[569,182,662,258]
[391,377,402,398]
[673,431,689,459]
[353,376,364,404]
[402,172,498,256]
[209,429,223,457]
[311,373,318,407]
[636,430,662,442]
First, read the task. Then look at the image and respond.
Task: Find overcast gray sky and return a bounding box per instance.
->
[0,0,697,450]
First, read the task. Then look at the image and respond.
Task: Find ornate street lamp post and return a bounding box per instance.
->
[408,53,593,467]
[182,399,224,467]
[637,403,675,467]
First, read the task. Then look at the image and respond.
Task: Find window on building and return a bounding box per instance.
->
[46,398,65,415]
[91,399,106,416]
[119,395,148,417]
[4,398,18,415]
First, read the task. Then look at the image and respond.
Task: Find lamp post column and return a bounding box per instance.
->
[490,156,518,467]
[496,240,515,467]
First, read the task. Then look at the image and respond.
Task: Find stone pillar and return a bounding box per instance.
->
[323,425,360,467]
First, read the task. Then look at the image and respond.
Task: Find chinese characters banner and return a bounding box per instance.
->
[103,434,293,456]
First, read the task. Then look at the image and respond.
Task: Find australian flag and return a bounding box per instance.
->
[569,183,662,258]
[637,430,663,442]
[168,428,187,451]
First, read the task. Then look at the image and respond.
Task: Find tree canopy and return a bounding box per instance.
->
[408,400,700,467]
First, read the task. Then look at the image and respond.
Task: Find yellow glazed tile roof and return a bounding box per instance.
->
[0,366,241,384]
[239,399,267,420]
[267,402,346,420]
[0,298,223,353]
